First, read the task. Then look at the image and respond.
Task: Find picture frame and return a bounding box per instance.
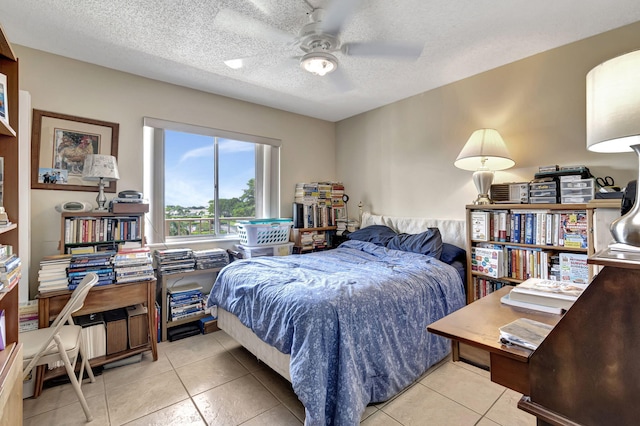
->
[31,110,119,192]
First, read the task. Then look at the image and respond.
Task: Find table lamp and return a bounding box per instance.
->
[82,154,120,211]
[454,129,515,204]
[587,49,640,246]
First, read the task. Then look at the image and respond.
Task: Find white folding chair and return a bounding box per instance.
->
[22,272,99,422]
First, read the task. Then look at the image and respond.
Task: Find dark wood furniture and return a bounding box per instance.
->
[517,250,640,425]
[428,286,562,395]
[0,21,22,426]
[35,279,158,397]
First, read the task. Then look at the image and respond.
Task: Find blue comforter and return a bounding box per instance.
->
[207,240,465,425]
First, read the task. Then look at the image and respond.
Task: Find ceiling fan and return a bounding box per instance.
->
[215,0,424,84]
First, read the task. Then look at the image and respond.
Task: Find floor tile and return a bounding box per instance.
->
[380,382,481,426]
[163,333,227,368]
[251,366,305,421]
[242,404,303,426]
[23,374,105,418]
[484,388,536,426]
[360,410,403,425]
[476,417,501,426]
[122,398,206,425]
[23,394,109,426]
[175,351,249,396]
[103,351,174,391]
[106,369,189,425]
[192,374,280,425]
[420,360,505,414]
[455,359,491,379]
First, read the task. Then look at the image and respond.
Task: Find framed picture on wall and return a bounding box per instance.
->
[30,110,119,192]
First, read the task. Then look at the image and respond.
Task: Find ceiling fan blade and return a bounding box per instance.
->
[320,0,362,36]
[214,8,294,44]
[327,67,355,92]
[342,41,424,60]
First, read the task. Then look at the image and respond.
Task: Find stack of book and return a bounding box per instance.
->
[68,251,116,289]
[168,283,204,322]
[113,247,154,283]
[192,248,229,270]
[501,277,588,314]
[37,255,71,293]
[154,248,195,274]
[18,300,39,332]
[0,253,21,291]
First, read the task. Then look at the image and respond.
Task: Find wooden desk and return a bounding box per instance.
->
[428,287,562,395]
[35,279,158,397]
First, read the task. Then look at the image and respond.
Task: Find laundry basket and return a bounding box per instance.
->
[237,219,293,246]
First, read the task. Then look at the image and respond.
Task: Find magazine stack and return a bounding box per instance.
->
[113,247,154,283]
[154,248,195,274]
[192,248,229,270]
[68,251,115,289]
[0,252,21,292]
[168,283,204,322]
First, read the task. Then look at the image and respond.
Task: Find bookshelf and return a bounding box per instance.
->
[465,204,596,304]
[0,22,22,424]
[290,226,337,253]
[59,212,145,254]
[157,268,222,341]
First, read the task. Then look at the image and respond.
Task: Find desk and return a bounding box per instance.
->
[35,279,158,397]
[427,287,562,395]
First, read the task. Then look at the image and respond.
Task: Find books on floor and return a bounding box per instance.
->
[502,277,588,312]
[499,317,554,350]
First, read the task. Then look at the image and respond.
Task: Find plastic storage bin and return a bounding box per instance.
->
[237,219,293,246]
[560,178,595,203]
[237,242,294,258]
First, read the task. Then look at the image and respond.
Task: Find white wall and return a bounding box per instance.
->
[336,21,640,220]
[16,45,336,298]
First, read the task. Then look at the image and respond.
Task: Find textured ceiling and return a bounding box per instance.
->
[2,0,640,122]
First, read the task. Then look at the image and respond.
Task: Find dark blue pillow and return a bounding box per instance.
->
[440,243,466,265]
[386,228,443,258]
[346,225,397,246]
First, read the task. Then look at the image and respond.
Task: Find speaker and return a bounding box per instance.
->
[55,201,93,213]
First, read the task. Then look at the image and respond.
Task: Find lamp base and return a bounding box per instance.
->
[95,178,109,211]
[472,170,494,205]
[610,144,640,246]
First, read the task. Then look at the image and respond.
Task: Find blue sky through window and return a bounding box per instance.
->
[165,130,255,207]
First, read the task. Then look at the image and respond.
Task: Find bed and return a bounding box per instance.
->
[206,212,467,425]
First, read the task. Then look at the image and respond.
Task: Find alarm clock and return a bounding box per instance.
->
[55,201,93,213]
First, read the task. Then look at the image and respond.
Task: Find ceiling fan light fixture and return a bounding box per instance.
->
[300,51,338,76]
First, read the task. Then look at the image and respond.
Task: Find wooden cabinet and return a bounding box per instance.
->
[0,22,22,426]
[465,204,594,304]
[157,268,221,341]
[59,212,145,254]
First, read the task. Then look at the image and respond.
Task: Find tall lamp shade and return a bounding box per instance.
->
[587,49,640,246]
[82,154,120,211]
[455,129,515,204]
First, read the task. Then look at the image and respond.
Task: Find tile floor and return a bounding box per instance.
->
[23,331,536,425]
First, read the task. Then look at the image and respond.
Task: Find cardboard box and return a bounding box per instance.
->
[126,304,149,348]
[103,308,128,355]
[111,202,149,214]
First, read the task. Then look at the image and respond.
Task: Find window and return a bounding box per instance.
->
[143,118,280,244]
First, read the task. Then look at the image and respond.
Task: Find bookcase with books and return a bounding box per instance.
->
[465,204,594,304]
[0,22,22,425]
[59,211,145,254]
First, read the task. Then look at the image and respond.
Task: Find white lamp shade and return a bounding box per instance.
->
[454,128,515,171]
[587,49,640,153]
[82,154,120,181]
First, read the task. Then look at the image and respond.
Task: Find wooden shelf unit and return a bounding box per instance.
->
[465,204,594,304]
[59,211,145,254]
[0,21,22,425]
[157,268,222,341]
[36,279,158,397]
[290,226,338,253]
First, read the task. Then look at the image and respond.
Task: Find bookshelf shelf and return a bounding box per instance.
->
[59,212,145,254]
[157,267,222,341]
[465,204,595,304]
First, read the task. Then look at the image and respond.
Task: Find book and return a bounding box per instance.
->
[500,293,565,315]
[471,246,504,278]
[470,211,490,241]
[559,252,589,284]
[509,277,587,309]
[499,317,554,350]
